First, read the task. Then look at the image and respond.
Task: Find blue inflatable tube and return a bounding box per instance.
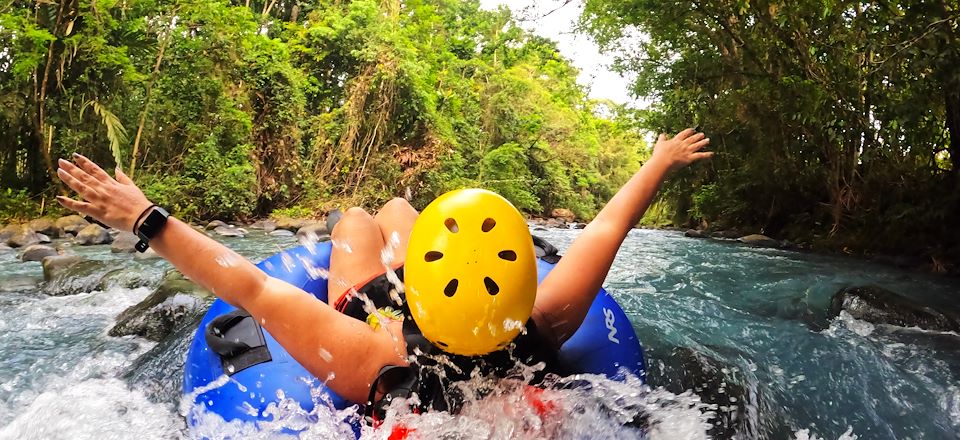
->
[183,241,645,435]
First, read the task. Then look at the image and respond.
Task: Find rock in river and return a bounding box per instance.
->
[55,215,90,235]
[41,255,110,296]
[737,234,779,248]
[74,224,113,245]
[296,222,328,242]
[111,232,140,253]
[27,218,62,238]
[109,270,212,341]
[829,285,960,332]
[6,225,42,248]
[213,225,246,237]
[19,244,58,262]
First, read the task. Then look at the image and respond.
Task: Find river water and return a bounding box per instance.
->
[0,228,957,439]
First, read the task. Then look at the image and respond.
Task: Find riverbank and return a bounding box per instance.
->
[3,208,957,278]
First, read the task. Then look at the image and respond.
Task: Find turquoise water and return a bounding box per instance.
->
[0,227,957,439]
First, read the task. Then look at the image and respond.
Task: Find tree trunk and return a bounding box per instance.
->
[946,89,960,176]
[35,0,70,195]
[129,18,173,177]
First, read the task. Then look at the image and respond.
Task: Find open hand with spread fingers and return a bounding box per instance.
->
[56,154,154,233]
[649,128,713,173]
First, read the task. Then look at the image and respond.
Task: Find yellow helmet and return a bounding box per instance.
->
[404,189,537,356]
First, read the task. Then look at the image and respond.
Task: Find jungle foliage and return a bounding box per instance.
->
[0,0,645,222]
[581,0,960,265]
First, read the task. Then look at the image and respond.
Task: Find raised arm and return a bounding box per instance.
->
[55,155,405,402]
[533,129,712,347]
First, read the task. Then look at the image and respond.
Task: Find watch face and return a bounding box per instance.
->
[138,207,169,241]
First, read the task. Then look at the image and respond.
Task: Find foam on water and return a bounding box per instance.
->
[0,378,181,440]
[2,229,959,439]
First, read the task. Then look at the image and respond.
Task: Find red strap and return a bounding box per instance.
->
[523,385,558,418]
[388,424,414,440]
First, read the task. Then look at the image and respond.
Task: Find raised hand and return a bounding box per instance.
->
[649,128,713,173]
[56,154,153,232]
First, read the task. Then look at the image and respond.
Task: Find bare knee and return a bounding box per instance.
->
[332,207,375,236]
[376,198,416,221]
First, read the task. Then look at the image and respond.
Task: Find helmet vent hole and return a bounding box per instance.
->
[483,277,500,296]
[481,218,496,232]
[497,250,517,261]
[436,341,449,348]
[444,218,459,233]
[424,251,444,262]
[444,279,459,297]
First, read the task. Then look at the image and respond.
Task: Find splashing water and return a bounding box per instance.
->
[2,228,958,439]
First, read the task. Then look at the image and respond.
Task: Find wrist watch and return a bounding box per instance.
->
[135,206,170,252]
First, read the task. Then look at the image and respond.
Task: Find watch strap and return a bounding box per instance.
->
[134,206,169,252]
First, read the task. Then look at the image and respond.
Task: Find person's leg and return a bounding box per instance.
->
[328,207,387,307]
[373,198,418,266]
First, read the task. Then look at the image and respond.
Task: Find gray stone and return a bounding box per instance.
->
[205,220,228,230]
[325,209,343,233]
[573,222,587,229]
[275,217,311,231]
[111,232,140,253]
[7,225,41,248]
[42,255,85,280]
[36,233,51,244]
[268,229,294,237]
[829,285,960,332]
[0,243,11,253]
[248,220,277,232]
[684,229,708,238]
[651,346,751,439]
[74,224,113,245]
[213,225,245,237]
[0,224,21,242]
[109,270,211,341]
[296,222,328,242]
[27,218,62,238]
[54,215,90,235]
[19,244,58,262]
[737,234,780,248]
[98,268,161,291]
[42,256,110,296]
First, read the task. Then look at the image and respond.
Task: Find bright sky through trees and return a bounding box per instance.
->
[478,0,635,106]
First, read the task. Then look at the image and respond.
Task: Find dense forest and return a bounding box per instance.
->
[0,0,644,221]
[2,0,959,269]
[580,0,960,269]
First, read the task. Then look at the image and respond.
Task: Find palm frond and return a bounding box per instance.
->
[81,100,128,165]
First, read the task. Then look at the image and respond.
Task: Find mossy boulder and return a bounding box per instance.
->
[274,217,311,231]
[27,218,62,238]
[109,270,212,341]
[74,224,113,245]
[6,225,42,248]
[55,215,90,235]
[41,256,110,296]
[829,285,960,332]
